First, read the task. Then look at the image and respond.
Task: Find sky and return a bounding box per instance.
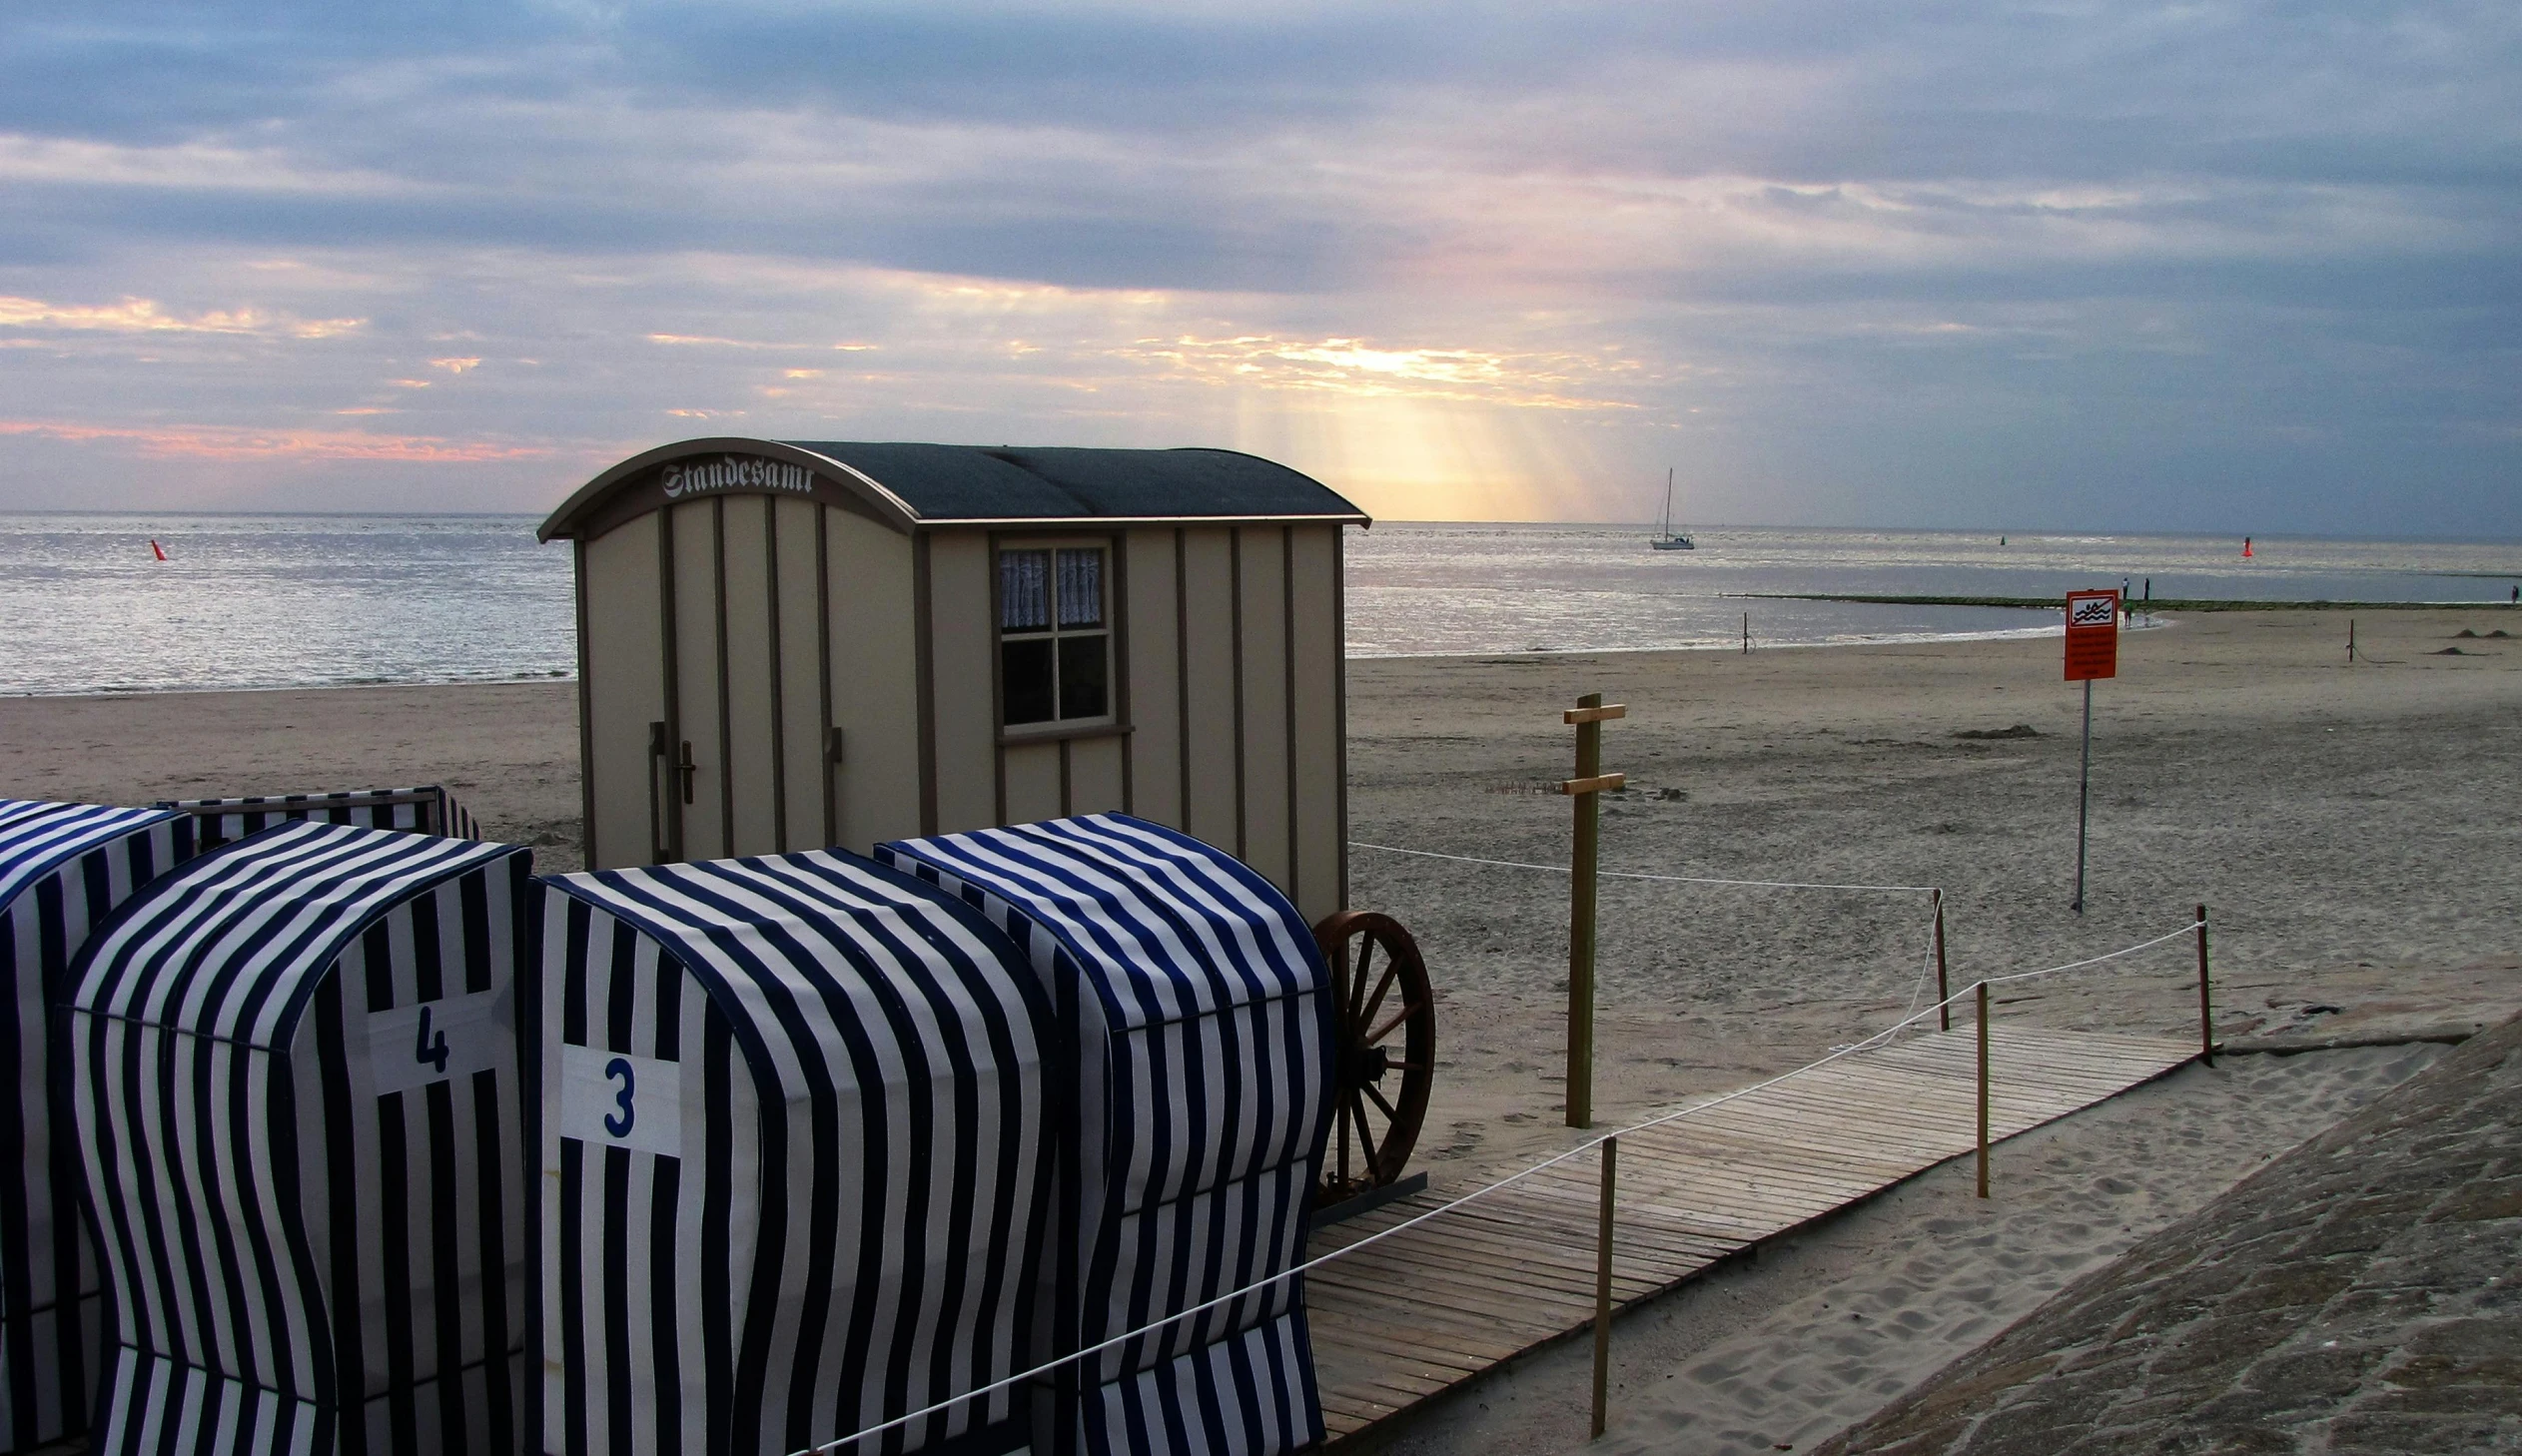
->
[0,1,2515,533]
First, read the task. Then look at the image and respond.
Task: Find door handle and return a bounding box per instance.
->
[677,741,697,804]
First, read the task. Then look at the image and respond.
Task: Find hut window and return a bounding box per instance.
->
[999,545,1110,726]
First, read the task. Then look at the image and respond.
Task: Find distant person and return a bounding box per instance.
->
[2511,584,2518,604]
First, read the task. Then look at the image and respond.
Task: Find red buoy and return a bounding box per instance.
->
[2241,536,2253,558]
[150,539,167,561]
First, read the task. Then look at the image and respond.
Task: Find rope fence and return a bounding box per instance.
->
[788,907,2217,1456]
[1354,836,1959,1036]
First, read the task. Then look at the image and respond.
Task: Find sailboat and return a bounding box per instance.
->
[1651,468,1695,550]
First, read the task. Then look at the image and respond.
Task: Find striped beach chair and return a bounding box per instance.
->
[532,851,1054,1456]
[156,785,482,851]
[64,821,532,1456]
[0,802,196,1453]
[879,814,1335,1456]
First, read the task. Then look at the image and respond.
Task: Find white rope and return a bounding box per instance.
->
[1350,840,1940,894]
[788,913,2207,1456]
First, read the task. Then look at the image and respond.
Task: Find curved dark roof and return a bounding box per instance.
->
[538,437,1368,540]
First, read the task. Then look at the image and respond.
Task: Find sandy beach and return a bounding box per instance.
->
[6,607,2517,1171]
[5,605,2517,1449]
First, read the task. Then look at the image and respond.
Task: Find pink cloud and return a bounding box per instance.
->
[0,419,556,462]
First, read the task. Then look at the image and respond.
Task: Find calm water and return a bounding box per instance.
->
[2,514,2515,695]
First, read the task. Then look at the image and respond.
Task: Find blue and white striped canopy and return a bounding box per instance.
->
[66,820,532,1456]
[535,850,1052,1456]
[0,801,195,1454]
[155,785,482,851]
[878,814,1334,1456]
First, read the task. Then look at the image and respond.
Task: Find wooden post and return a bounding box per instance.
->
[1591,1134,1618,1439]
[2195,904,2213,1067]
[1933,889,1950,1032]
[1741,612,1749,655]
[1561,695,1626,1128]
[2347,618,2355,664]
[2073,677,2094,914]
[1975,981,1991,1199]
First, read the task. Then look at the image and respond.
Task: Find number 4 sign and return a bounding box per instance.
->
[367,985,507,1095]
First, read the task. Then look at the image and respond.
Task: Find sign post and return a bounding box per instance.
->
[1561,693,1626,1127]
[2064,589,2119,913]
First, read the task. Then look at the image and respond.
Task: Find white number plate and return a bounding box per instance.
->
[558,1043,683,1159]
[368,987,506,1096]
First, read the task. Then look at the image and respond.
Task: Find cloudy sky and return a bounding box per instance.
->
[1,1,2513,532]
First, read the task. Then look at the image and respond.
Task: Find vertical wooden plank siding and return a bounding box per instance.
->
[656,505,684,863]
[1177,528,1240,853]
[1231,529,1248,858]
[815,507,836,847]
[1123,527,1183,829]
[824,510,921,852]
[1288,525,1344,923]
[914,533,938,836]
[1176,529,1192,834]
[711,497,736,855]
[1333,524,1350,912]
[579,514,665,870]
[925,532,998,834]
[1001,742,1064,824]
[671,500,727,861]
[1066,737,1127,815]
[717,495,781,857]
[988,530,1008,826]
[1281,526,1300,911]
[572,537,597,865]
[1238,528,1292,896]
[1110,536,1133,817]
[762,497,788,849]
[773,497,825,850]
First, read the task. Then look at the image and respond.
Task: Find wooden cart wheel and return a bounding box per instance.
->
[1311,911,1436,1205]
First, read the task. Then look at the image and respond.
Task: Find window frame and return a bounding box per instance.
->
[993,535,1120,739]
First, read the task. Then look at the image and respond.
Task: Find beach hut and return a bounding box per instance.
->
[538,439,1367,924]
[157,785,481,851]
[64,821,532,1456]
[0,802,196,1452]
[530,849,1053,1456]
[878,813,1335,1456]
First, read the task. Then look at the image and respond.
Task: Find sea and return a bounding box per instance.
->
[2,513,2516,696]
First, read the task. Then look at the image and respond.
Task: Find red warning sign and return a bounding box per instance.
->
[2065,590,2119,681]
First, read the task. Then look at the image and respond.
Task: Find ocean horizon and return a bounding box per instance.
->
[4,512,2516,697]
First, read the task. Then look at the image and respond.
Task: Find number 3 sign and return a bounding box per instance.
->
[560,1043,683,1158]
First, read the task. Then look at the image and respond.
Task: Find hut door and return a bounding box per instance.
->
[657,493,831,864]
[663,497,729,862]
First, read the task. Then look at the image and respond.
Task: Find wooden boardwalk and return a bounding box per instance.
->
[1302,1026,2200,1442]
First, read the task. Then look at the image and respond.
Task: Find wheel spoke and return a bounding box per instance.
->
[1348,937,1374,1024]
[1349,1093,1382,1171]
[1366,999,1427,1047]
[1362,1081,1399,1120]
[1358,958,1400,1033]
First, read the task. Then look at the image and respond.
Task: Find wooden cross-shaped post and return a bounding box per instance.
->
[1562,692,1626,1127]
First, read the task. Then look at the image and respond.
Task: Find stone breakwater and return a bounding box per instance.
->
[1818,1014,2522,1455]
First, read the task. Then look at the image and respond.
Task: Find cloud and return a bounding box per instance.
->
[0,293,364,339]
[0,0,2513,531]
[0,418,556,461]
